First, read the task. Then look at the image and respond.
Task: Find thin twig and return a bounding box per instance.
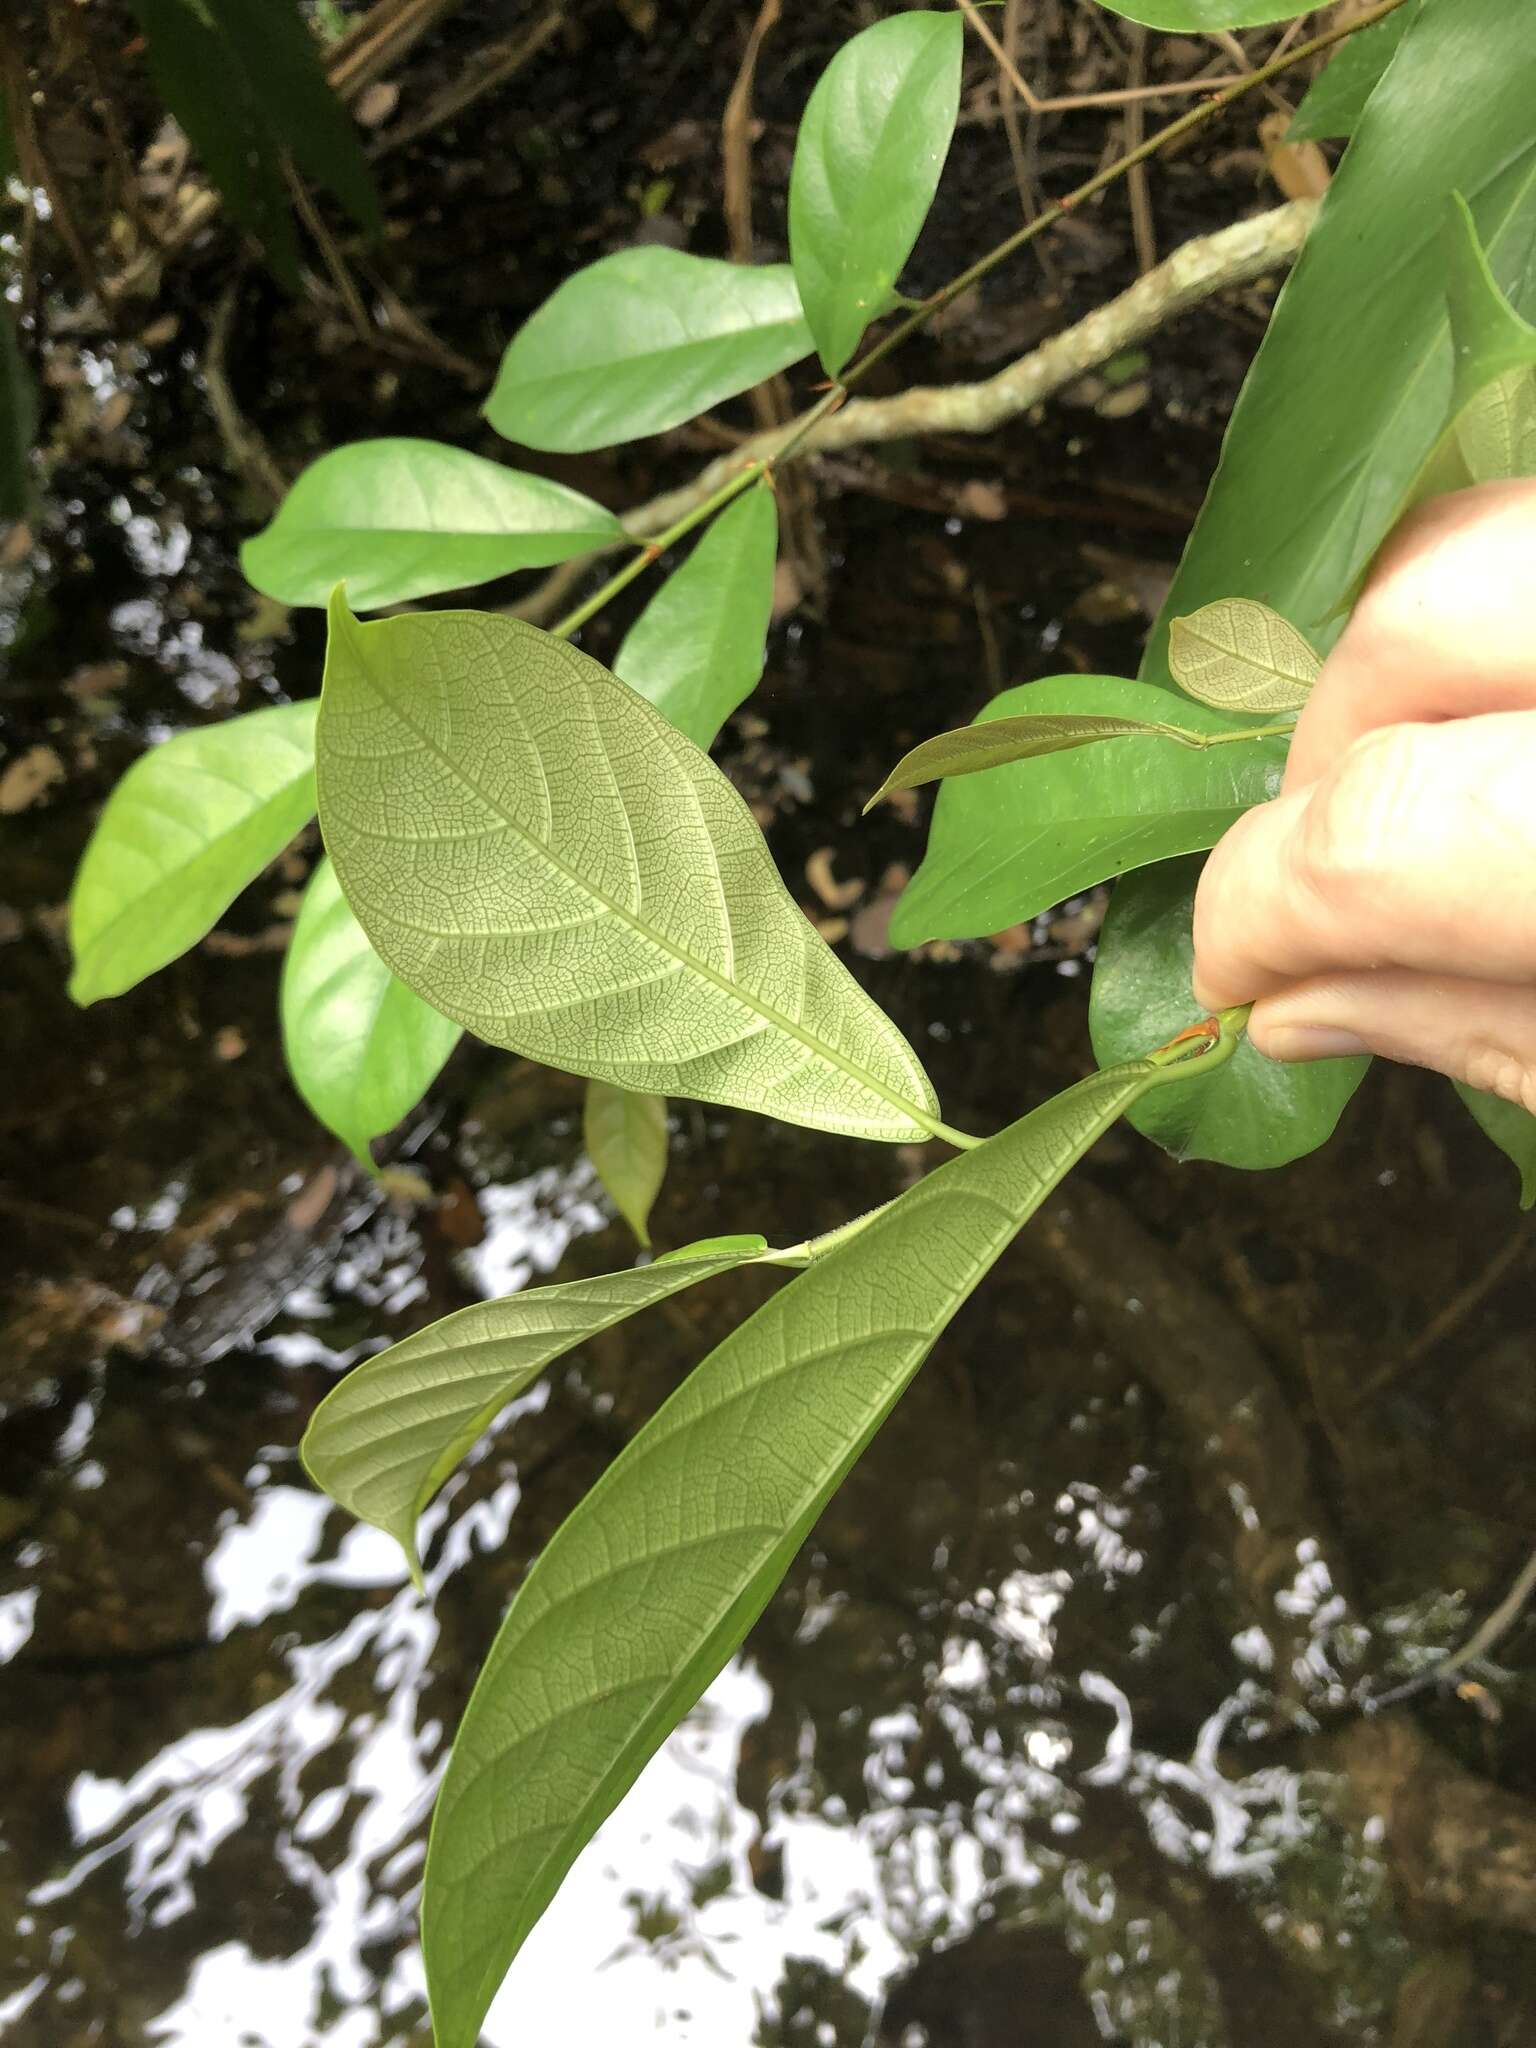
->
[959,0,1242,113]
[1365,1547,1536,1710]
[1124,26,1157,275]
[285,160,372,342]
[374,7,564,157]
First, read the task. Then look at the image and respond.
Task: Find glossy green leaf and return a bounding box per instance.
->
[613,486,778,750]
[1086,0,1307,23]
[125,0,380,288]
[1289,6,1416,144]
[889,677,1284,947]
[317,594,942,1142]
[657,1232,770,1264]
[241,439,622,611]
[281,857,461,1168]
[1455,1084,1536,1209]
[1168,598,1320,714]
[1094,0,1536,1169]
[486,251,813,454]
[69,702,317,1005]
[303,1244,785,1587]
[584,1080,668,1247]
[1089,857,1369,1169]
[0,304,35,524]
[420,1039,1226,2048]
[788,12,962,378]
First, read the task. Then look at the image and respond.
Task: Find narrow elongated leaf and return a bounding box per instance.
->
[1456,1084,1536,1209]
[421,1041,1226,2048]
[1094,0,1536,1169]
[70,702,317,1004]
[584,1080,668,1246]
[302,1243,783,1586]
[281,858,461,1167]
[866,707,1233,812]
[486,251,813,454]
[1,304,35,524]
[788,12,963,378]
[889,677,1283,947]
[241,439,622,611]
[1089,856,1368,1170]
[1168,598,1320,714]
[1289,7,1417,143]
[317,595,942,1141]
[613,486,779,749]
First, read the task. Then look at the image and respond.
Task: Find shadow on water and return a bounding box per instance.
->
[4,14,1536,2045]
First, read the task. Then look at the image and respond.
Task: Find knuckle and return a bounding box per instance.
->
[1464,1045,1536,1118]
[1294,725,1428,916]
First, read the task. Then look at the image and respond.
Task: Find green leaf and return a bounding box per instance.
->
[69,702,317,1004]
[584,1080,668,1247]
[317,593,944,1142]
[1289,7,1417,143]
[866,708,1236,812]
[420,1045,1215,2048]
[281,857,462,1167]
[788,12,963,378]
[302,1245,781,1588]
[1089,857,1369,1169]
[241,439,623,611]
[124,0,381,288]
[657,1232,770,1263]
[1168,598,1320,714]
[613,486,778,750]
[485,250,813,454]
[1087,1,1319,24]
[1439,197,1536,485]
[889,677,1284,947]
[1094,0,1536,1170]
[1455,1084,1536,1209]
[0,303,35,524]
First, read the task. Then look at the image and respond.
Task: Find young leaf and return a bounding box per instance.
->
[866,709,1228,811]
[69,702,317,1005]
[889,677,1284,948]
[1168,598,1321,714]
[613,486,779,750]
[317,595,943,1142]
[241,439,623,610]
[1455,1083,1536,1210]
[420,1045,1218,2048]
[485,250,813,454]
[281,858,462,1169]
[302,1243,784,1586]
[584,1080,668,1247]
[1289,6,1416,144]
[788,12,963,378]
[1089,856,1368,1170]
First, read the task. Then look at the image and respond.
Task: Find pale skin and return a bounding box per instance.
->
[1192,478,1536,1117]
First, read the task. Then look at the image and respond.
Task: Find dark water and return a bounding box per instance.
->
[5,15,1536,2045]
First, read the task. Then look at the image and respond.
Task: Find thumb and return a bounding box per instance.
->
[1250,969,1536,1113]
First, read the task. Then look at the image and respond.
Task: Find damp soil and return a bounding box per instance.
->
[3,7,1536,2045]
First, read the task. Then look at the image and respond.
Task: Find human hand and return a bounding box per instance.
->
[1191,478,1536,1115]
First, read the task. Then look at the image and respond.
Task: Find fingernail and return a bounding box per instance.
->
[1262,1024,1370,1063]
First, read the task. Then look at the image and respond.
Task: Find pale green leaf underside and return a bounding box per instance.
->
[281,857,462,1166]
[241,438,622,611]
[485,249,813,454]
[866,709,1218,811]
[584,1079,668,1247]
[421,1055,1176,2048]
[1455,1082,1536,1209]
[302,1246,773,1587]
[317,595,940,1141]
[69,701,318,1004]
[613,486,779,750]
[1168,598,1320,713]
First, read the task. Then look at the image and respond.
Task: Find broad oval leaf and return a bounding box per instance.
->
[1089,856,1369,1171]
[1455,1083,1536,1210]
[1289,6,1416,144]
[889,677,1283,948]
[1168,598,1320,714]
[317,593,942,1141]
[281,857,462,1167]
[302,1244,779,1587]
[485,250,813,454]
[866,707,1221,812]
[241,439,622,610]
[584,1080,667,1247]
[613,485,778,749]
[788,12,963,378]
[420,1048,1212,2047]
[70,701,317,1005]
